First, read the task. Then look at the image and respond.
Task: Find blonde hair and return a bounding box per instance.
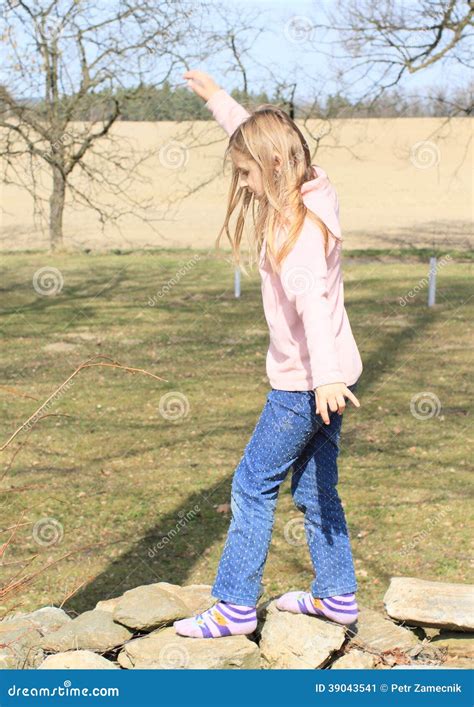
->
[214,104,331,276]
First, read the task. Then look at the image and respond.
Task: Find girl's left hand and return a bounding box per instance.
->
[315,382,360,425]
[183,69,221,103]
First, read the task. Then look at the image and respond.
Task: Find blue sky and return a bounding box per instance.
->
[1,0,470,103]
[198,0,471,102]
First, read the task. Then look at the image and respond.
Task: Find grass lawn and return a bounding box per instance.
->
[0,248,472,619]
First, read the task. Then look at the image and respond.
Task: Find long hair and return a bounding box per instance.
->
[214,103,331,276]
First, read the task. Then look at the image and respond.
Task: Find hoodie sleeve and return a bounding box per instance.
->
[279,217,346,389]
[205,88,251,137]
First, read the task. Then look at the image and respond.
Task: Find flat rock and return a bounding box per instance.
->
[112,584,189,631]
[0,607,71,637]
[430,631,474,658]
[41,609,132,653]
[330,649,376,669]
[95,584,213,622]
[153,583,214,615]
[95,597,122,614]
[384,577,474,631]
[117,626,260,669]
[0,627,44,669]
[39,650,120,669]
[348,606,420,653]
[259,601,346,669]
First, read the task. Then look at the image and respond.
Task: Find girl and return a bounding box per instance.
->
[174,70,363,639]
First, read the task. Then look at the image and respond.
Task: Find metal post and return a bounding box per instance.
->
[428,256,437,307]
[234,266,241,298]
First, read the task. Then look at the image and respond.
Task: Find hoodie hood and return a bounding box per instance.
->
[300,164,342,241]
[259,163,342,269]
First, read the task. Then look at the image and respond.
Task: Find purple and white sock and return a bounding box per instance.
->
[174,600,257,638]
[276,590,358,625]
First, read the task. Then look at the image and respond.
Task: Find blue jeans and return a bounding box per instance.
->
[211,382,359,607]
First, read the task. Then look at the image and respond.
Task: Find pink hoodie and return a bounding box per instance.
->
[205,88,363,391]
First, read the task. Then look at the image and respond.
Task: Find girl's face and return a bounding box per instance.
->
[232,151,264,200]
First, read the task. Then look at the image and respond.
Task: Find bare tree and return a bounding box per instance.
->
[0,0,212,251]
[324,0,473,105]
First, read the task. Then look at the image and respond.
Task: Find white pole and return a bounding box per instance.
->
[234,266,241,298]
[428,256,437,307]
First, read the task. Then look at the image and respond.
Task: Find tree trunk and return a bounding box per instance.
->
[49,165,66,251]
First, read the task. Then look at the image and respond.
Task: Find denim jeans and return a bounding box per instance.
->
[211,382,359,607]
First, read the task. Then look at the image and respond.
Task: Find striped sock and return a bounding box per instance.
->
[276,590,358,625]
[173,600,257,638]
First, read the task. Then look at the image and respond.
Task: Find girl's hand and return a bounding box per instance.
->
[315,382,360,425]
[183,69,221,103]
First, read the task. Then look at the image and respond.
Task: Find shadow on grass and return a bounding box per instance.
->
[64,304,436,615]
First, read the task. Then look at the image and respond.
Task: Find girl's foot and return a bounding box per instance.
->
[173,600,257,638]
[276,590,358,625]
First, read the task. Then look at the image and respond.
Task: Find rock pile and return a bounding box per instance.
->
[1,577,472,670]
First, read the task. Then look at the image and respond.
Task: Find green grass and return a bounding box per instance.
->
[0,249,472,618]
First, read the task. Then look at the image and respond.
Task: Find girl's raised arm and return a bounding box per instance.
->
[184,69,251,137]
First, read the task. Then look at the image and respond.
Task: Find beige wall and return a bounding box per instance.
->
[1,117,472,252]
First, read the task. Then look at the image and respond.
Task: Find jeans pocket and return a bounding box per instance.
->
[268,389,314,425]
